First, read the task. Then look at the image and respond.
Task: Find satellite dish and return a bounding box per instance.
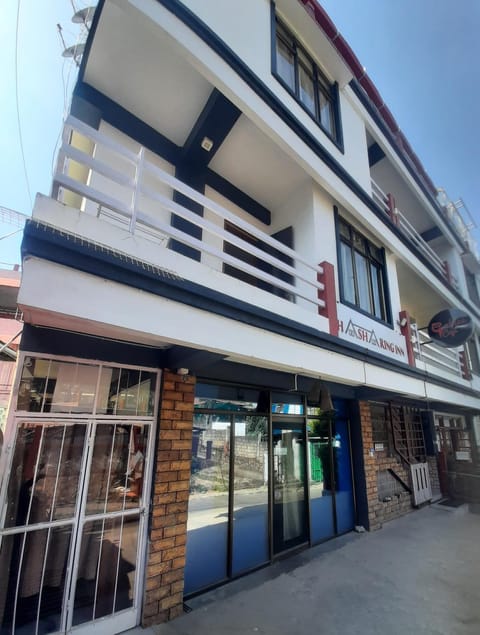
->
[72,7,96,24]
[62,42,86,59]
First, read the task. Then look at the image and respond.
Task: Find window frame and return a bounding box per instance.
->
[335,212,392,326]
[271,10,343,149]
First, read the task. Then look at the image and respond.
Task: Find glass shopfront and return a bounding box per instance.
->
[185,384,356,596]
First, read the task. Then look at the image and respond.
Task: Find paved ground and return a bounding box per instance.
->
[130,503,480,635]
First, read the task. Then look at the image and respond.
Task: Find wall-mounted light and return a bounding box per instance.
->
[201,137,214,152]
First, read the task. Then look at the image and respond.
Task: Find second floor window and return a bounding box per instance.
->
[338,218,389,322]
[273,18,340,143]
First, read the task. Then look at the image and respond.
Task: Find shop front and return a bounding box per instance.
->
[184,383,356,596]
[0,354,159,635]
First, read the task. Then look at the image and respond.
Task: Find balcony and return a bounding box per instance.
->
[49,116,332,333]
[371,178,449,282]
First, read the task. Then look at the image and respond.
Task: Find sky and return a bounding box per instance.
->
[0,0,479,269]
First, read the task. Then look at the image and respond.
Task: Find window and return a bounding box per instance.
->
[370,403,392,454]
[465,268,480,305]
[273,17,340,143]
[435,414,472,462]
[466,336,480,376]
[338,217,389,322]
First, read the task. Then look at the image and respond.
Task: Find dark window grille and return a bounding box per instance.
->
[338,218,389,322]
[273,17,339,142]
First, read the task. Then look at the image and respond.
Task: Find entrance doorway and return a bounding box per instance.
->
[0,356,158,635]
[185,384,356,596]
[272,420,308,554]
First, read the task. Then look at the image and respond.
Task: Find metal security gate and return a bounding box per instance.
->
[0,356,159,635]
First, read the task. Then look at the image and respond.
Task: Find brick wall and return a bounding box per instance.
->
[359,401,413,530]
[142,370,195,626]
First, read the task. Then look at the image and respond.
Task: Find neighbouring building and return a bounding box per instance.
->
[0,1,479,633]
[0,267,21,431]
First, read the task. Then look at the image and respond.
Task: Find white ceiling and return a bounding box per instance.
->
[84,1,309,213]
[209,115,308,210]
[85,1,212,146]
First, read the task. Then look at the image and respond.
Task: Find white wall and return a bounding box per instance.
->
[167,0,370,192]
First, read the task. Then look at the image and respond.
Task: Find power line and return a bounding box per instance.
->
[14,0,33,210]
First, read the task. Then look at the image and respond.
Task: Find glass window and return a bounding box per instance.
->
[185,413,230,594]
[17,357,156,416]
[354,251,372,313]
[194,383,266,412]
[276,34,295,90]
[232,416,269,575]
[307,418,335,542]
[338,217,389,322]
[273,17,339,142]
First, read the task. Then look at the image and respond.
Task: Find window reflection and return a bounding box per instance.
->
[232,416,269,575]
[272,423,308,553]
[17,357,156,416]
[185,414,230,594]
[307,418,335,542]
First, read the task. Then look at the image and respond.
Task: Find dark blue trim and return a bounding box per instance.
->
[70,94,102,130]
[79,1,476,320]
[77,0,104,85]
[21,220,480,399]
[73,83,180,165]
[367,142,385,168]
[421,226,442,242]
[270,7,344,151]
[349,79,465,254]
[180,88,241,165]
[151,0,473,314]
[78,1,476,318]
[171,162,205,261]
[205,170,271,225]
[21,324,164,368]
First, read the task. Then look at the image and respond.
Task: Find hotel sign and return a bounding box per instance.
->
[337,305,408,363]
[427,308,473,348]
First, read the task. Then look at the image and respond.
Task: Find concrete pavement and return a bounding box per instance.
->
[130,503,480,635]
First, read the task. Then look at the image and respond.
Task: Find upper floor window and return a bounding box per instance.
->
[465,268,480,306]
[273,17,340,144]
[338,217,389,323]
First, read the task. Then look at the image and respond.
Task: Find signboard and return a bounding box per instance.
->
[337,305,408,363]
[427,308,473,348]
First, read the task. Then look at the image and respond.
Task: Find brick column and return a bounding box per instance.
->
[142,370,195,626]
[359,402,381,530]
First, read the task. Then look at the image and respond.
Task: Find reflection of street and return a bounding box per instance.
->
[187,487,267,531]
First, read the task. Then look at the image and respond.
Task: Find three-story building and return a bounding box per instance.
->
[0,1,479,633]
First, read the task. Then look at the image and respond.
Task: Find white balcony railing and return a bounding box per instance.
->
[53,116,328,314]
[371,178,446,278]
[411,322,464,379]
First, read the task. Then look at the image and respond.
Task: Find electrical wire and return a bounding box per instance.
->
[0,229,23,242]
[14,0,33,210]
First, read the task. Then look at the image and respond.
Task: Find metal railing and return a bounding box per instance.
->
[411,323,463,378]
[371,178,446,278]
[53,116,327,312]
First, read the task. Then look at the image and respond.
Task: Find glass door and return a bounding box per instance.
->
[272,420,309,554]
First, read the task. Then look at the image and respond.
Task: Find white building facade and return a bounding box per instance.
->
[1,1,479,633]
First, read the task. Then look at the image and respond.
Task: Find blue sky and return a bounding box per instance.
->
[1,0,479,268]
